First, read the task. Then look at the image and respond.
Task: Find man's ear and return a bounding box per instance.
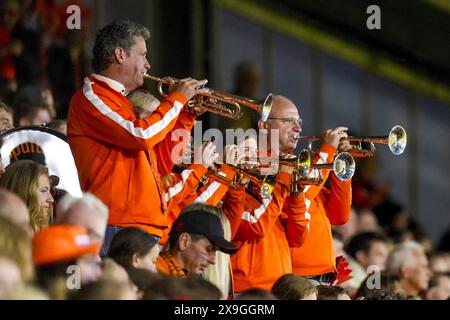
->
[131,253,140,267]
[178,232,191,251]
[114,47,127,64]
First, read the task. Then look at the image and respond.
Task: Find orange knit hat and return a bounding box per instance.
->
[33,225,101,266]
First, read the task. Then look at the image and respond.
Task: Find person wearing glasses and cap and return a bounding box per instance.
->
[157,203,238,277]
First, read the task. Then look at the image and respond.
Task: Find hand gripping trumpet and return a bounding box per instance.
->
[144,74,273,121]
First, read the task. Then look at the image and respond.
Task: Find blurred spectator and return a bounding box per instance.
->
[183,276,223,300]
[345,232,390,271]
[55,192,109,245]
[0,160,54,233]
[100,258,132,284]
[47,119,67,135]
[13,84,56,119]
[316,285,351,300]
[107,227,160,273]
[33,224,102,299]
[0,100,14,131]
[126,266,162,299]
[357,208,382,233]
[271,274,318,300]
[386,241,431,298]
[0,188,32,236]
[14,101,53,126]
[69,279,137,300]
[356,272,403,299]
[1,284,49,300]
[425,273,450,300]
[238,288,277,300]
[0,254,23,298]
[0,215,34,284]
[143,276,222,300]
[429,252,450,274]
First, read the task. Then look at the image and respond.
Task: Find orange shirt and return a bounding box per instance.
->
[230,172,308,292]
[290,144,352,276]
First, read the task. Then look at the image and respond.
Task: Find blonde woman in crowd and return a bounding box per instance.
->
[0,160,54,233]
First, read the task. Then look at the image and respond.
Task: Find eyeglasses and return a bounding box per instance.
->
[267,117,303,126]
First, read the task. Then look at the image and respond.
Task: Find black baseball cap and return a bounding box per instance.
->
[170,209,238,254]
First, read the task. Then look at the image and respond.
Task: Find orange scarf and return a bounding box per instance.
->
[156,251,188,277]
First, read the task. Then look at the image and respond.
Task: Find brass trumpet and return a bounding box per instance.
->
[289,151,355,192]
[144,74,273,121]
[178,145,275,198]
[298,125,407,157]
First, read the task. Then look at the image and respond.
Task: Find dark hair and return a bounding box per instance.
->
[35,260,76,300]
[356,272,401,299]
[0,100,13,114]
[345,232,388,259]
[316,285,347,300]
[13,101,51,126]
[271,273,317,300]
[126,266,162,292]
[239,288,277,300]
[92,20,150,73]
[106,227,158,269]
[142,276,222,300]
[68,280,134,300]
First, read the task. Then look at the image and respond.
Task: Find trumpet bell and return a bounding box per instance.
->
[260,182,274,198]
[260,94,273,122]
[333,152,355,181]
[388,125,407,155]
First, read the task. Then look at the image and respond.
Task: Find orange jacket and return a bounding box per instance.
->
[290,144,352,276]
[68,76,194,237]
[160,164,239,245]
[230,172,308,292]
[159,163,208,246]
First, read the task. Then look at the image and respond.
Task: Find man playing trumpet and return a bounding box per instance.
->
[67,20,209,254]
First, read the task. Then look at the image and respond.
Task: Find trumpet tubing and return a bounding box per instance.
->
[298,125,407,157]
[143,74,273,121]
